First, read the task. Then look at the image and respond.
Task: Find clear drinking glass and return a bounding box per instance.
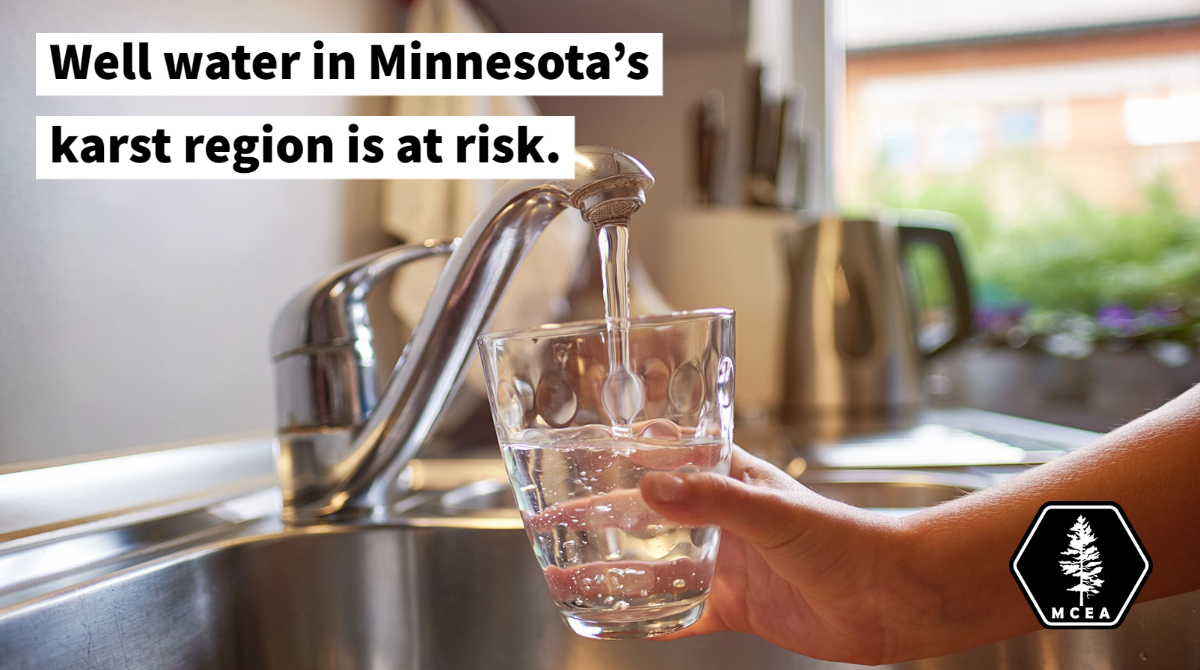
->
[477,309,735,639]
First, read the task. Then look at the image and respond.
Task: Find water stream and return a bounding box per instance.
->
[595,221,645,436]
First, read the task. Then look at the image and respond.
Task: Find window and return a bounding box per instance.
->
[1123,93,1200,146]
[997,105,1041,146]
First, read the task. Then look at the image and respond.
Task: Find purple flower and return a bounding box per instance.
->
[1141,305,1182,328]
[974,304,1027,334]
[1096,303,1138,336]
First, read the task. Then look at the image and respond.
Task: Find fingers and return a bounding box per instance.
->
[531,446,811,546]
[728,445,803,491]
[524,443,741,534]
[640,466,803,550]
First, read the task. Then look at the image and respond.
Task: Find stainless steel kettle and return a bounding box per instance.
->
[780,212,972,432]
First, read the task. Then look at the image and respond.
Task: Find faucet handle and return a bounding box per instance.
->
[270,239,458,360]
[270,239,458,433]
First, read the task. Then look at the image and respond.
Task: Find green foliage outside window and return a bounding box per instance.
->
[854,159,1200,358]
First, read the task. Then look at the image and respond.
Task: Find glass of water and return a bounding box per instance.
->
[477,309,734,639]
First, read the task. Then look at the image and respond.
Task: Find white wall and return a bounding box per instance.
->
[0,0,396,464]
[536,0,835,269]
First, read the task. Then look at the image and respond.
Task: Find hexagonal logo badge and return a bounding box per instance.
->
[1011,502,1151,628]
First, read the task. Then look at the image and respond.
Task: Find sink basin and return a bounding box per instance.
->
[3,466,1197,670]
[1,415,1194,670]
[800,469,986,515]
[2,520,1197,670]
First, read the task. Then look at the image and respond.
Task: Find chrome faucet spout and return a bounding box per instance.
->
[271,146,654,523]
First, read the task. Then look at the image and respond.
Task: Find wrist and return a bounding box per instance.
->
[873,513,959,663]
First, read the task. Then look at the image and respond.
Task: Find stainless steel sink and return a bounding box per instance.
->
[2,414,1198,669]
[2,516,1197,670]
[801,469,987,515]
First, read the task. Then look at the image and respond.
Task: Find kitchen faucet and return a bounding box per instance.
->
[269,146,654,523]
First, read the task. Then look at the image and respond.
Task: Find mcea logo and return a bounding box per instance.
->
[1011,502,1151,629]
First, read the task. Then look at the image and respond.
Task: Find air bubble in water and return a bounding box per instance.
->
[672,578,687,589]
[614,600,630,611]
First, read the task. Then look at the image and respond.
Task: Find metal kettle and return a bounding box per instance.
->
[780,212,972,431]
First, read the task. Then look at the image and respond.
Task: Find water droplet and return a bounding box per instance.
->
[604,596,614,604]
[571,597,584,607]
[614,600,630,611]
[672,578,687,589]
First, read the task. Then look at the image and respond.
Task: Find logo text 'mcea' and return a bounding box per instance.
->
[1011,502,1151,629]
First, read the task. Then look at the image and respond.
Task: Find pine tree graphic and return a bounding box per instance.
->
[1059,515,1104,606]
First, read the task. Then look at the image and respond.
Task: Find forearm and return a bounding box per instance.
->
[887,385,1200,661]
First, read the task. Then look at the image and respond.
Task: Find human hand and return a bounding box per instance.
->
[639,446,909,665]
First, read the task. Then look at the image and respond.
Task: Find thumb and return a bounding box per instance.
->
[640,470,804,550]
